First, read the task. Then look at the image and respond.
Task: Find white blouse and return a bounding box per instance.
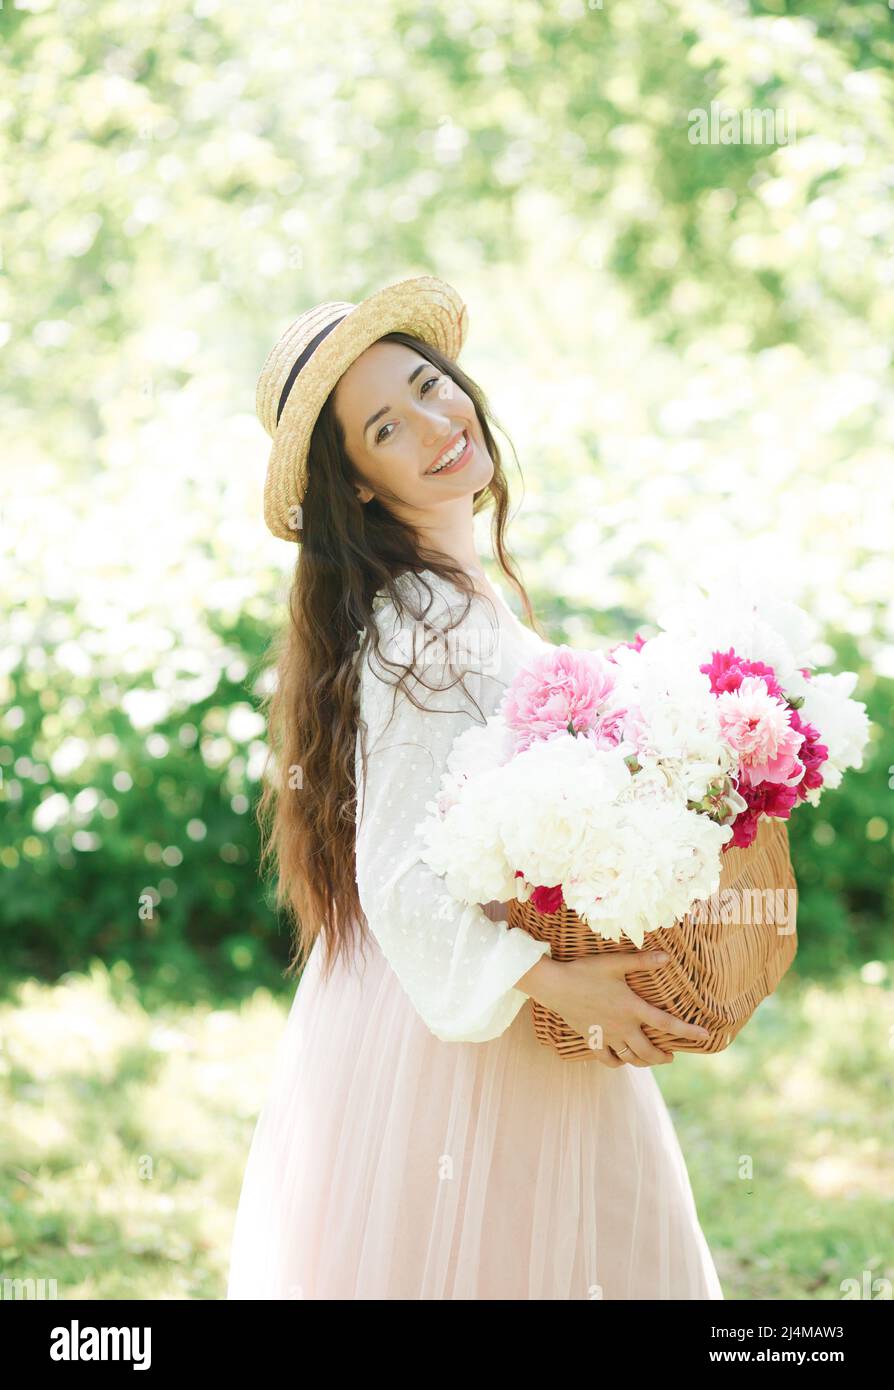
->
[353,567,553,1043]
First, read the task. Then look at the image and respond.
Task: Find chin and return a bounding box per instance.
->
[466,466,493,495]
[464,438,494,489]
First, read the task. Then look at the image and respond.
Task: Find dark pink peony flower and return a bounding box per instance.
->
[788,708,828,801]
[514,870,566,915]
[726,782,800,849]
[530,883,565,914]
[700,647,786,700]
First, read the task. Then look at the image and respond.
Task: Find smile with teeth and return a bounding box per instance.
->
[427,430,470,474]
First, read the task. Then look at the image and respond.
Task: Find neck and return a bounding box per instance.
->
[413,504,486,584]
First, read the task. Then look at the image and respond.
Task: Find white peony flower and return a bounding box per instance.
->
[655,572,821,687]
[607,633,737,800]
[445,712,517,781]
[563,801,732,947]
[795,670,871,788]
[496,734,633,890]
[416,763,519,905]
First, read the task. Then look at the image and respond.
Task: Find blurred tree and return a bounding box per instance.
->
[1,0,891,989]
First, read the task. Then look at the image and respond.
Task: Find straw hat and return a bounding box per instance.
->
[256,274,469,541]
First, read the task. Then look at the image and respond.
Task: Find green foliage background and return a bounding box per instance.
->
[2,0,891,995]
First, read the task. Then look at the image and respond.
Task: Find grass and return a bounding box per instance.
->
[1,956,892,1300]
[661,963,894,1300]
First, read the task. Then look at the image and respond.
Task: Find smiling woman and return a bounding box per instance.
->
[248,295,534,999]
[226,274,725,1300]
[332,337,492,508]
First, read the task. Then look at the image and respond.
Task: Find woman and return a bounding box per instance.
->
[226,275,723,1300]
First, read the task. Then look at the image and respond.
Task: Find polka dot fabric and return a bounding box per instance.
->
[353,569,552,1042]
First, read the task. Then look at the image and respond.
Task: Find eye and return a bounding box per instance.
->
[373,374,443,444]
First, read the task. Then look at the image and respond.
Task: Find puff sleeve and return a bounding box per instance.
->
[353,589,551,1043]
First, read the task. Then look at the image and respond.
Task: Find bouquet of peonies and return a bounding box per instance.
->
[416,575,871,953]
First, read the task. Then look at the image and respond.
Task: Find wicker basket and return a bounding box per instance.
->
[507,814,798,1060]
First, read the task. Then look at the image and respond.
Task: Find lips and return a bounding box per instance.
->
[426,429,468,474]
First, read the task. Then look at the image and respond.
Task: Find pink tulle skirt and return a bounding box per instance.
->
[226,926,724,1301]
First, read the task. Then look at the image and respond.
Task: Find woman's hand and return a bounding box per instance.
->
[520,950,711,1067]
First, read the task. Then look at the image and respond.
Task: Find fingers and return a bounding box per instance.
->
[616,1027,674,1066]
[582,1039,624,1066]
[609,949,670,975]
[592,1035,672,1068]
[575,1034,625,1066]
[639,1003,711,1043]
[610,949,711,1046]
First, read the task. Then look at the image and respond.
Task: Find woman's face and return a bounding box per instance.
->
[332,340,493,516]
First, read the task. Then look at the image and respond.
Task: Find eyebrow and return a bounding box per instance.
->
[362,362,431,440]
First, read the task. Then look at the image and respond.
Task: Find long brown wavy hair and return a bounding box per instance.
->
[255,330,543,986]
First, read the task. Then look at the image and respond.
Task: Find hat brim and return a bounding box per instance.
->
[264,274,468,541]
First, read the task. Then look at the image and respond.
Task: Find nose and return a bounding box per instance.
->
[415,401,455,447]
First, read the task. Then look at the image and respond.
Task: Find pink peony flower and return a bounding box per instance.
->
[702,647,827,845]
[607,631,648,661]
[715,675,806,789]
[582,708,629,750]
[502,646,618,751]
[614,701,650,753]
